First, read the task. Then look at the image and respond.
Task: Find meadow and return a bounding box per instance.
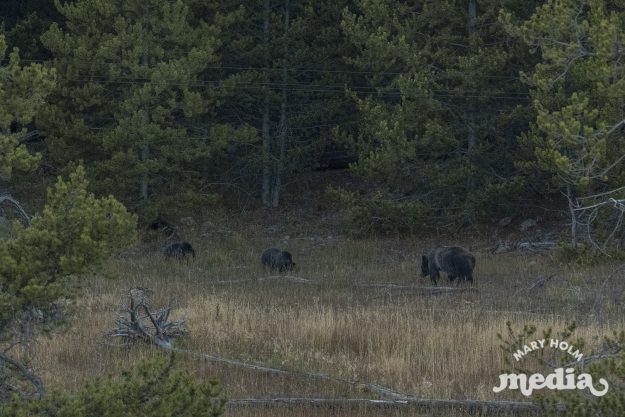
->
[30,216,625,416]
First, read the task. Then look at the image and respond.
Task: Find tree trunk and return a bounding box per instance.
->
[261,0,272,207]
[140,141,149,203]
[261,95,271,206]
[466,0,477,193]
[468,0,476,42]
[140,6,150,205]
[271,0,289,208]
[567,184,578,247]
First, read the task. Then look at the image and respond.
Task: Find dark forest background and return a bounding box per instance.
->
[2,0,625,250]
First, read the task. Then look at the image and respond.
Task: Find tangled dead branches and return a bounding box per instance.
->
[106,288,188,350]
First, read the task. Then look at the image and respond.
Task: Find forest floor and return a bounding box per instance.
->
[29,212,625,416]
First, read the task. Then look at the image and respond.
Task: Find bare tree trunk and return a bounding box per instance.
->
[468,0,476,41]
[140,6,150,205]
[271,0,289,208]
[261,98,271,206]
[567,184,578,247]
[140,140,149,203]
[261,0,272,207]
[465,0,477,194]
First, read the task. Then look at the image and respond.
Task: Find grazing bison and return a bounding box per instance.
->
[421,246,475,286]
[163,241,195,260]
[261,248,295,272]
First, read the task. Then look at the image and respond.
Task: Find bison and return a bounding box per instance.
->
[163,241,196,260]
[261,248,295,272]
[421,246,475,286]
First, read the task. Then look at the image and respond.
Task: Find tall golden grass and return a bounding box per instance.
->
[29,224,625,416]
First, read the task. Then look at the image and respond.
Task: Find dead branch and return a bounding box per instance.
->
[527,274,555,290]
[0,352,45,400]
[105,288,188,349]
[0,194,31,226]
[570,189,625,251]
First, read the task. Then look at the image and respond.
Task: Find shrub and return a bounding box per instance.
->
[2,354,226,417]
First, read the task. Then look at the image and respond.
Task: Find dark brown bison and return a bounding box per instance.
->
[163,241,195,260]
[261,248,295,272]
[421,246,475,286]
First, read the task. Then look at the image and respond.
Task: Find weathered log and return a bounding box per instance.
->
[227,396,540,413]
[517,241,556,251]
[209,276,315,285]
[173,347,411,401]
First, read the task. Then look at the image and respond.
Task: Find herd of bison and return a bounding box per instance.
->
[161,234,476,286]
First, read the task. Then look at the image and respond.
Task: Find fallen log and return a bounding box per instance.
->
[209,275,316,285]
[173,347,411,401]
[228,396,540,413]
[356,283,478,294]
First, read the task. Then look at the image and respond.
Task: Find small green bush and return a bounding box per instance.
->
[326,186,434,236]
[557,243,625,266]
[2,354,226,417]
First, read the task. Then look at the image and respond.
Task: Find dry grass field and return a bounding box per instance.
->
[28,217,625,416]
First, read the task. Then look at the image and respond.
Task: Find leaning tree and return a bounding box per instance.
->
[0,31,137,400]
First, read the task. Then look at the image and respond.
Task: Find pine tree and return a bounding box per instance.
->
[2,354,226,416]
[337,0,540,233]
[503,0,625,249]
[40,0,255,221]
[194,0,359,207]
[1,0,61,61]
[0,26,138,402]
[0,166,136,399]
[0,34,55,185]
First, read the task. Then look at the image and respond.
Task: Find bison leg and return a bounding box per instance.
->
[430,270,439,286]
